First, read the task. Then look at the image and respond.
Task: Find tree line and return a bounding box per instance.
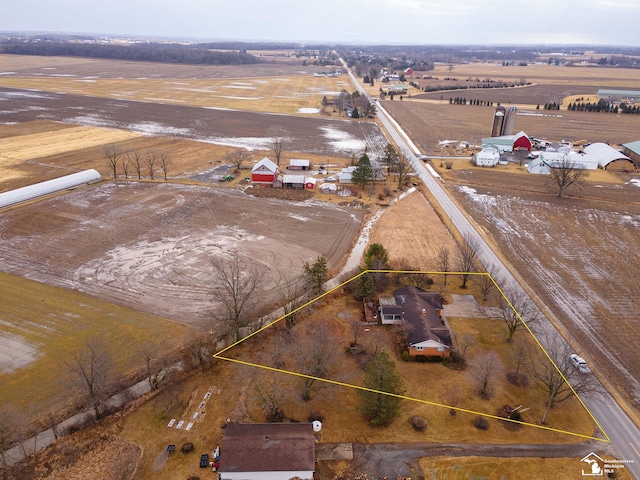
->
[0,41,259,65]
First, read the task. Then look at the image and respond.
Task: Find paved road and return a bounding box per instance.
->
[340,56,640,479]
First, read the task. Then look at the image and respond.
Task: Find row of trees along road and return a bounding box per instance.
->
[104,145,171,180]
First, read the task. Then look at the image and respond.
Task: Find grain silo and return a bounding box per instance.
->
[503,106,517,136]
[490,105,506,137]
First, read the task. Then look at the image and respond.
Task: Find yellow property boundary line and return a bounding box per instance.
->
[213,270,609,443]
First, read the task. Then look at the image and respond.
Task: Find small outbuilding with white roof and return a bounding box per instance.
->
[584,142,636,171]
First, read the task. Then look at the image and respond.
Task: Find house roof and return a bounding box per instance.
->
[393,286,450,348]
[622,140,640,155]
[252,157,278,174]
[219,423,315,473]
[289,159,310,167]
[282,174,305,184]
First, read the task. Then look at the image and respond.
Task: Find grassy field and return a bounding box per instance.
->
[0,270,193,421]
[0,74,351,116]
[419,455,633,480]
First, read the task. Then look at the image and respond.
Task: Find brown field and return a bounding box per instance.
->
[433,166,640,409]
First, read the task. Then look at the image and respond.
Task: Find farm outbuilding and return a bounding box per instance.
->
[527,157,551,175]
[585,142,636,171]
[621,141,640,170]
[251,157,280,186]
[338,166,356,184]
[282,174,305,189]
[218,423,315,480]
[319,182,337,194]
[305,177,316,189]
[482,131,531,153]
[542,151,598,170]
[0,169,102,209]
[288,159,311,171]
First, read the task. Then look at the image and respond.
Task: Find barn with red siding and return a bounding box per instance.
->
[251,157,280,186]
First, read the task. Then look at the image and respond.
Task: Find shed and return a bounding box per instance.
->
[319,183,337,194]
[282,174,305,188]
[305,177,317,189]
[288,159,311,171]
[251,157,280,186]
[527,158,551,175]
[338,166,356,184]
[0,169,102,209]
[218,423,315,480]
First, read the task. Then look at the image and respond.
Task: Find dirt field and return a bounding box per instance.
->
[0,181,362,326]
[435,167,640,408]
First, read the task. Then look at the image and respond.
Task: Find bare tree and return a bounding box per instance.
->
[253,371,289,422]
[396,150,412,188]
[443,386,463,416]
[435,245,452,285]
[104,144,122,178]
[140,343,171,391]
[478,264,499,302]
[549,157,588,197]
[267,127,287,167]
[145,151,156,180]
[450,331,476,364]
[68,338,113,420]
[492,283,541,341]
[128,150,143,179]
[277,270,309,330]
[121,156,130,179]
[468,351,504,399]
[456,234,481,288]
[527,334,602,424]
[224,150,249,171]
[158,152,171,180]
[506,337,530,386]
[210,251,267,342]
[291,320,339,400]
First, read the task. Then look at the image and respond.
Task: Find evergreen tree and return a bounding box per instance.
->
[351,153,374,188]
[351,107,360,118]
[358,351,404,426]
[303,254,328,297]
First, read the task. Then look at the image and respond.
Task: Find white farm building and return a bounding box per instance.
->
[0,169,102,209]
[474,147,500,167]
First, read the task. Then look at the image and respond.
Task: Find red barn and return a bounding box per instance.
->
[251,157,279,186]
[513,131,532,151]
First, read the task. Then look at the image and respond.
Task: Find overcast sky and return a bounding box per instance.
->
[1,0,639,46]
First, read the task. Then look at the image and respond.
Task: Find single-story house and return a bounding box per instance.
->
[305,177,317,189]
[474,147,500,167]
[380,286,451,359]
[218,423,315,480]
[586,142,636,171]
[288,159,311,171]
[251,157,280,186]
[282,174,305,189]
[319,182,337,194]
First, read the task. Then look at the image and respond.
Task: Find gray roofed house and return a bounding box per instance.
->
[218,423,315,480]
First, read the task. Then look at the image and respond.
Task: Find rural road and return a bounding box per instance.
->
[340,56,640,479]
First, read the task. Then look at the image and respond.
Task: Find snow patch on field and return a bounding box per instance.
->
[319,126,366,152]
[287,213,310,222]
[0,333,41,374]
[218,96,263,101]
[127,122,192,136]
[222,85,257,90]
[298,107,320,114]
[628,178,640,187]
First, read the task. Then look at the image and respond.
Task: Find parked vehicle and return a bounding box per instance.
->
[200,453,209,468]
[570,353,590,373]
